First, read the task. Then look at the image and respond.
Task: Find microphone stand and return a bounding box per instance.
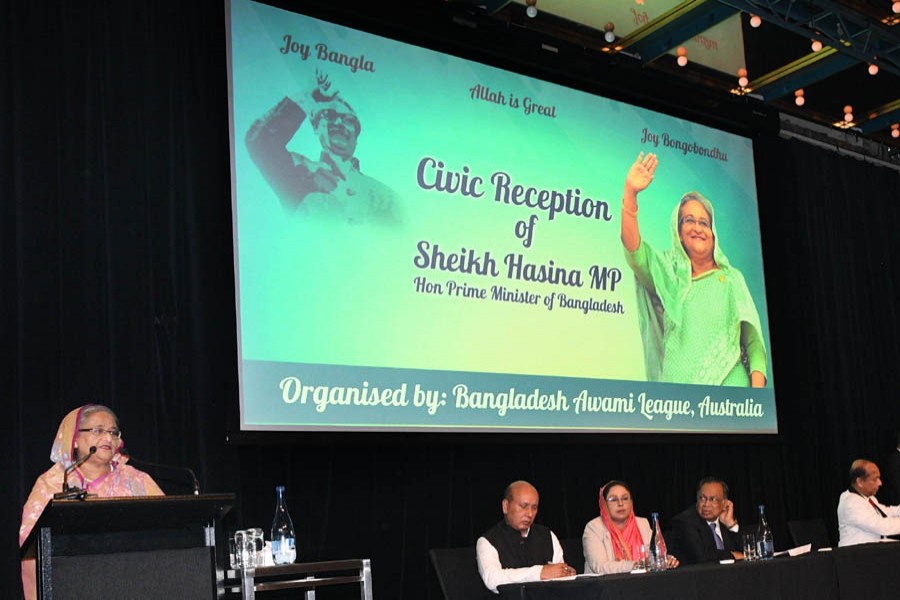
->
[53,446,97,500]
[123,453,201,495]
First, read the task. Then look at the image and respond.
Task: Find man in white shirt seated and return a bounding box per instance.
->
[476,480,575,593]
[837,459,900,546]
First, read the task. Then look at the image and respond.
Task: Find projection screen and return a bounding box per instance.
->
[226,0,777,434]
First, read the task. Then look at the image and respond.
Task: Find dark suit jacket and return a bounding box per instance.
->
[670,506,742,564]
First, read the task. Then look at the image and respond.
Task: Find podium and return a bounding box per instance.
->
[21,494,235,600]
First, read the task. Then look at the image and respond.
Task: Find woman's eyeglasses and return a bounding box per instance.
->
[78,427,122,439]
[679,215,711,229]
[606,495,632,504]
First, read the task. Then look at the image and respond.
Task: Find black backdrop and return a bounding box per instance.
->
[5,1,900,599]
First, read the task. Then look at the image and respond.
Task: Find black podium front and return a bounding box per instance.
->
[20,494,235,600]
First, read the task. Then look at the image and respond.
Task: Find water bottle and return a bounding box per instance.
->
[649,512,668,571]
[271,485,297,564]
[756,504,774,559]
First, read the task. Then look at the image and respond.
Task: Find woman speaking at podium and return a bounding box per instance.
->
[18,404,164,600]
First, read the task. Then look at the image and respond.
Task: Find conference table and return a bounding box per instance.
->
[498,542,900,600]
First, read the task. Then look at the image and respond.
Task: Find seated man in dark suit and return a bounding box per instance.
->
[671,477,744,564]
[476,480,575,593]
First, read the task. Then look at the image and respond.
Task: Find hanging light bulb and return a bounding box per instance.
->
[843,105,853,123]
[676,47,688,67]
[525,0,538,18]
[892,124,900,139]
[749,14,762,28]
[894,2,900,14]
[811,39,823,52]
[737,68,749,88]
[794,89,805,107]
[868,63,879,75]
[603,22,616,44]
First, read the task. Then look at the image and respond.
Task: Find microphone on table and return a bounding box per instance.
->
[53,446,97,500]
[121,449,201,495]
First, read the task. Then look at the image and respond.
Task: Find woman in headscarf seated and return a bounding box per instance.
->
[582,480,678,574]
[621,152,767,387]
[19,404,164,600]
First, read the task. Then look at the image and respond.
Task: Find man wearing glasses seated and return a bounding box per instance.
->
[671,476,743,564]
[245,69,401,225]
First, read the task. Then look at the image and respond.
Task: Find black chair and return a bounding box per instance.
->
[559,537,585,574]
[787,518,832,550]
[428,546,494,600]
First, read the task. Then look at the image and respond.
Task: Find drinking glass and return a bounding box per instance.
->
[247,528,265,565]
[634,543,649,571]
[232,530,247,569]
[234,530,250,569]
[742,532,758,561]
[228,535,238,569]
[233,528,263,569]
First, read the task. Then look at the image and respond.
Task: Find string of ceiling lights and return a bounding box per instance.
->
[519,0,900,140]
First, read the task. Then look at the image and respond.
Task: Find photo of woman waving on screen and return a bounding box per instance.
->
[620,152,767,387]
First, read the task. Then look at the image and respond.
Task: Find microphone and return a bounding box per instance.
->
[122,451,200,495]
[53,446,97,500]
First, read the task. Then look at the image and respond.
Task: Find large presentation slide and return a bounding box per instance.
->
[226,0,777,433]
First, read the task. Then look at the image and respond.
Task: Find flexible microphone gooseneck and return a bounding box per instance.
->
[122,451,201,495]
[53,446,97,500]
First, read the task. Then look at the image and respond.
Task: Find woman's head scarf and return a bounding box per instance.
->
[49,404,124,469]
[599,481,645,561]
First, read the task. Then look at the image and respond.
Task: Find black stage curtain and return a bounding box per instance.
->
[4,1,900,599]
